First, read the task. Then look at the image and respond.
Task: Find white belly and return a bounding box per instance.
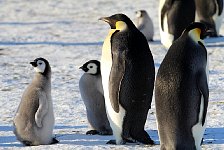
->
[159,0,174,49]
[192,96,207,150]
[213,1,224,35]
[36,98,55,144]
[101,29,126,144]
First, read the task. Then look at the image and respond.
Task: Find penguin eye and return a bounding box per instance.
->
[39,63,42,65]
[89,66,93,68]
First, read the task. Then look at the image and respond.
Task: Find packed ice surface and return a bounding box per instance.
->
[0,0,223,149]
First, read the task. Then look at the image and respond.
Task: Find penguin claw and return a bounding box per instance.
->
[51,137,59,144]
[106,140,117,144]
[86,130,99,135]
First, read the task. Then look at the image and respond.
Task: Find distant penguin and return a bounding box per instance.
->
[195,0,224,37]
[155,22,209,150]
[13,58,58,146]
[135,10,154,41]
[99,14,155,145]
[79,60,112,135]
[159,0,196,48]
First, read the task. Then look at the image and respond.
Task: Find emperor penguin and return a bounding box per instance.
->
[159,0,195,49]
[13,58,58,146]
[135,10,154,41]
[155,22,209,150]
[99,13,155,145]
[79,60,112,135]
[195,0,224,37]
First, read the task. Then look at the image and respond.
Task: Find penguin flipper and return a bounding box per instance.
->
[109,47,125,113]
[216,0,223,15]
[161,0,174,31]
[197,70,209,126]
[35,90,49,128]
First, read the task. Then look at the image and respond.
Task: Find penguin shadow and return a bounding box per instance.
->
[0,41,103,46]
[55,125,113,146]
[203,128,224,144]
[205,36,224,47]
[0,125,22,147]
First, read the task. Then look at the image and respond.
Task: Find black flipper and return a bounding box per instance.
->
[51,137,59,144]
[216,0,223,15]
[109,32,126,113]
[197,70,209,126]
[161,0,174,31]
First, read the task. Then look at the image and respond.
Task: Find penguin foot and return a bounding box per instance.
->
[106,140,117,144]
[86,130,99,135]
[51,138,59,144]
[22,140,33,146]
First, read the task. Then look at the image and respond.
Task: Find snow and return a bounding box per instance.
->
[0,0,223,149]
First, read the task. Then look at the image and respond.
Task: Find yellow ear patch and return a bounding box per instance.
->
[188,28,203,43]
[115,21,127,31]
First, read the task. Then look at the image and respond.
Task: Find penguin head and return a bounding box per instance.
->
[182,22,209,43]
[99,13,136,31]
[79,60,100,75]
[135,10,147,18]
[30,58,51,76]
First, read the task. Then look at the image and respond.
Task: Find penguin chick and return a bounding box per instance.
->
[135,10,154,41]
[155,22,209,150]
[100,13,155,145]
[13,58,58,146]
[79,60,112,135]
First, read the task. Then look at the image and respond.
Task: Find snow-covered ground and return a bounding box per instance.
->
[0,0,223,149]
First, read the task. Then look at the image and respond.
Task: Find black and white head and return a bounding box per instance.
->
[79,60,100,75]
[135,10,147,18]
[182,22,210,43]
[99,13,137,31]
[30,58,51,76]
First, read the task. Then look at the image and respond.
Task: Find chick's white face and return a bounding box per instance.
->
[34,60,46,73]
[86,63,98,74]
[136,11,142,18]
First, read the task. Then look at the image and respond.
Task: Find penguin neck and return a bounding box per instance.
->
[33,73,51,90]
[188,28,204,44]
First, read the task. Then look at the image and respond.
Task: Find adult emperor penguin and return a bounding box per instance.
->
[135,10,154,41]
[13,58,58,146]
[79,60,112,135]
[159,0,195,49]
[155,22,209,150]
[195,0,224,37]
[99,13,155,145]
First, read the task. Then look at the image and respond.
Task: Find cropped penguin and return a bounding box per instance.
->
[155,22,209,150]
[13,58,58,146]
[135,10,154,41]
[79,60,112,135]
[99,14,155,145]
[159,0,195,48]
[195,0,224,37]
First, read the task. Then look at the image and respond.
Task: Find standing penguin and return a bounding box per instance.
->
[155,22,209,150]
[135,10,154,41]
[195,0,224,37]
[79,60,112,135]
[99,14,155,145]
[159,0,195,49]
[13,58,58,146]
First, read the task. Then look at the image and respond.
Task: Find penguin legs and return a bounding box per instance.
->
[122,111,154,145]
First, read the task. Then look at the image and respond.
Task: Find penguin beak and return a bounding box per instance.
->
[99,17,110,23]
[99,17,116,29]
[79,66,88,72]
[30,61,37,67]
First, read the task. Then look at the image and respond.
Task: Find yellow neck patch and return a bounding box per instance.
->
[115,21,127,31]
[188,28,203,43]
